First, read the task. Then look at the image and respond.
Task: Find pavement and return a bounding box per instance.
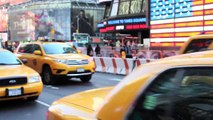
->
[0,73,124,120]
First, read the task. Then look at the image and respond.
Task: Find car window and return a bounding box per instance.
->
[0,51,21,65]
[127,67,213,120]
[18,44,34,54]
[42,43,77,54]
[18,44,41,54]
[184,39,213,54]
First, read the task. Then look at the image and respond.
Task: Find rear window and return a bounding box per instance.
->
[184,39,213,54]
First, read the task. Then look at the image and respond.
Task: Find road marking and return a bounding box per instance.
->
[45,85,59,90]
[95,75,122,82]
[110,78,122,82]
[36,100,50,107]
[94,74,122,82]
[51,87,59,90]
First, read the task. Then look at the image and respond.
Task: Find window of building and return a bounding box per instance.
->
[104,5,111,18]
[110,0,119,16]
[141,0,146,13]
[118,0,130,15]
[130,0,143,14]
[110,0,146,16]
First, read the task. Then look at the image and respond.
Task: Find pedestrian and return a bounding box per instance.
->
[95,44,101,57]
[116,40,121,47]
[123,41,132,58]
[5,41,13,52]
[87,44,93,56]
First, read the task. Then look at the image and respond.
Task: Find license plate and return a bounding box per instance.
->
[77,68,85,72]
[8,88,22,96]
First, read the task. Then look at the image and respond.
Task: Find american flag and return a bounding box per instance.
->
[150,0,213,46]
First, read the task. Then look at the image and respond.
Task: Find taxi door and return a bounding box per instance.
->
[17,44,35,68]
[29,44,44,74]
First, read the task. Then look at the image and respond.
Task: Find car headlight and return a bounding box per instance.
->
[54,59,67,64]
[28,75,41,83]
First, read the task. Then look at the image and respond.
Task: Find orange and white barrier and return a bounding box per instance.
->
[94,57,156,75]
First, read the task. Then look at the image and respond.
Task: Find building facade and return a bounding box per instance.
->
[0,0,104,41]
[98,0,149,44]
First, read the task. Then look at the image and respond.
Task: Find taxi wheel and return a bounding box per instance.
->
[28,96,39,101]
[80,75,92,82]
[42,66,55,85]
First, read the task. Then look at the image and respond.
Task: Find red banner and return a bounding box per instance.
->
[0,9,8,32]
[0,0,8,5]
[0,0,29,5]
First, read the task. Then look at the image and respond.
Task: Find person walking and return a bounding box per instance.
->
[123,41,132,58]
[87,44,93,56]
[95,44,101,57]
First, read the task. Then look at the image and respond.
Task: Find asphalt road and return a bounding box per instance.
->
[0,73,124,120]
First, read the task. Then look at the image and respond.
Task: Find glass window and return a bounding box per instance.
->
[127,67,213,120]
[118,0,130,15]
[110,0,119,16]
[104,5,111,18]
[184,39,213,54]
[130,0,142,14]
[18,44,34,54]
[141,0,146,13]
[0,51,21,65]
[43,43,77,54]
[18,44,41,54]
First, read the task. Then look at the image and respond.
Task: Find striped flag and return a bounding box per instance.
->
[150,0,213,46]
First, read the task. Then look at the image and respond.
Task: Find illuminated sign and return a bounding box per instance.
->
[97,23,105,28]
[108,18,146,25]
[116,25,124,30]
[126,24,148,30]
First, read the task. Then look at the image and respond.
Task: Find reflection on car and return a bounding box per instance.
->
[47,50,213,120]
[16,42,96,85]
[0,49,43,101]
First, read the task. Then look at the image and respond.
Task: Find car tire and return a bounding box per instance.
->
[42,66,56,85]
[80,75,92,82]
[28,96,39,101]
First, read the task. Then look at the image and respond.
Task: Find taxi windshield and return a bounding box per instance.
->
[0,51,21,65]
[43,43,77,54]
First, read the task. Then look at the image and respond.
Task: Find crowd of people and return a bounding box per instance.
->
[86,39,139,58]
[1,41,19,52]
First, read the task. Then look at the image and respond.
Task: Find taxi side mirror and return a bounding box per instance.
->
[77,49,82,54]
[34,50,42,56]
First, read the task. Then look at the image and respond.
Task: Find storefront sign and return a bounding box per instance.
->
[97,23,105,28]
[108,18,146,25]
[116,25,124,30]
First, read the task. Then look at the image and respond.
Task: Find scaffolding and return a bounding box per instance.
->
[7,0,102,13]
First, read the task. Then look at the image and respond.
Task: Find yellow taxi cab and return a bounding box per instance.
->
[47,50,213,120]
[179,34,213,54]
[16,42,95,85]
[0,49,43,101]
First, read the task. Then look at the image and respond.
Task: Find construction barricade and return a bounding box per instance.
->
[94,57,156,75]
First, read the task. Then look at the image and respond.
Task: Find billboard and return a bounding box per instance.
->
[0,0,29,5]
[71,8,104,36]
[9,8,71,41]
[34,9,71,40]
[0,8,8,32]
[150,0,213,46]
[9,12,35,41]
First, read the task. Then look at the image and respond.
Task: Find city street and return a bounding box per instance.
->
[0,73,124,120]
